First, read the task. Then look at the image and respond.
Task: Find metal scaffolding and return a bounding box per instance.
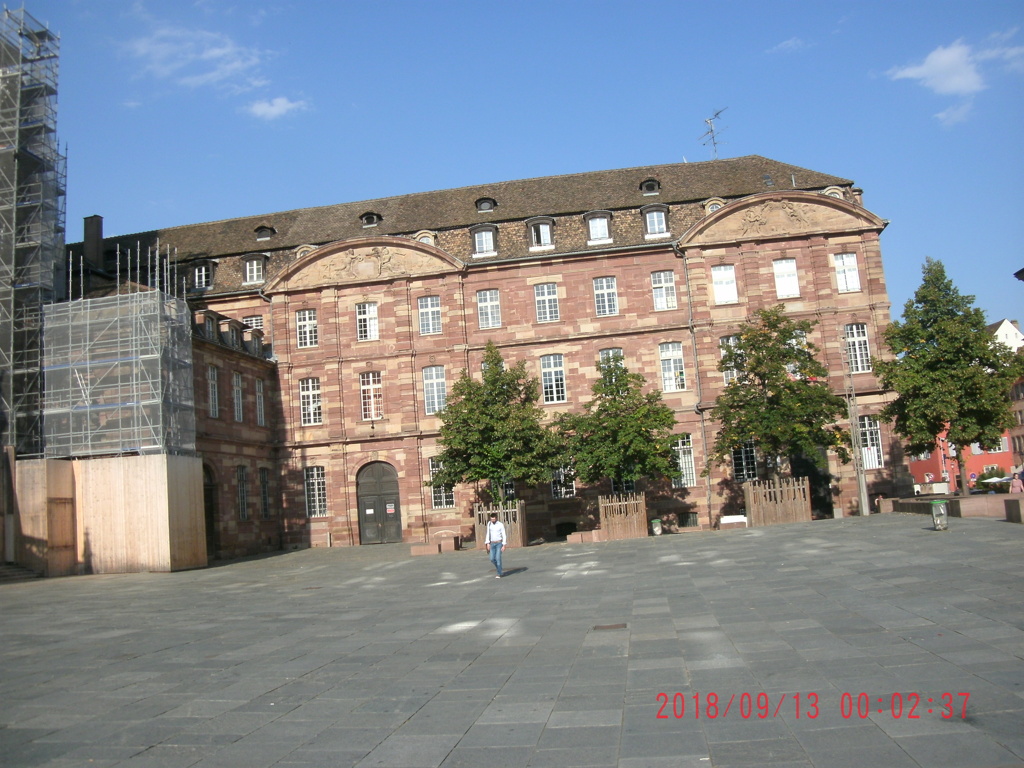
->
[0,6,65,457]
[42,289,196,459]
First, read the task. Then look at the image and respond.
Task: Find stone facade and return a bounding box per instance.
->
[76,156,906,551]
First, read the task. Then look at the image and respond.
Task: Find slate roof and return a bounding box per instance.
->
[80,156,852,261]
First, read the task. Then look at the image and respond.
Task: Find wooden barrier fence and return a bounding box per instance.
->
[598,492,647,540]
[474,501,528,547]
[743,478,811,526]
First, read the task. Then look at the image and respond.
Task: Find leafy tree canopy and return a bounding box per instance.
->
[875,258,1023,495]
[427,342,560,502]
[556,355,678,486]
[706,305,851,479]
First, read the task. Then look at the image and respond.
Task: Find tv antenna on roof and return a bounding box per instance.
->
[699,108,728,160]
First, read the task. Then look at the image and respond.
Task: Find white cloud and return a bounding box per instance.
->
[126,26,265,92]
[935,101,973,125]
[767,37,808,54]
[246,96,308,120]
[888,40,985,96]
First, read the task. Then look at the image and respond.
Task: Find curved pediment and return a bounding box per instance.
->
[678,191,886,248]
[264,236,463,294]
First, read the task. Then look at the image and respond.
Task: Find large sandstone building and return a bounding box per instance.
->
[63,155,900,560]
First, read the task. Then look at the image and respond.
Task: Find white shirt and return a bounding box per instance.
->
[485,520,506,545]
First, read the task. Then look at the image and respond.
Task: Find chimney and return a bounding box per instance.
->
[83,215,103,271]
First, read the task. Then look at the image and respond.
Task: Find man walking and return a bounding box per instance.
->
[485,512,506,578]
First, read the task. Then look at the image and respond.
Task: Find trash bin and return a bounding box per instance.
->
[930,500,948,531]
[650,518,663,536]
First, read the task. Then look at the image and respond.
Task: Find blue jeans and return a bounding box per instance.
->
[488,544,503,577]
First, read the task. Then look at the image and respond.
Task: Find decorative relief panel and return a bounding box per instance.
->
[270,242,454,292]
[681,193,884,247]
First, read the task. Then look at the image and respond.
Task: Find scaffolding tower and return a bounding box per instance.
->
[0,6,65,457]
[42,289,196,459]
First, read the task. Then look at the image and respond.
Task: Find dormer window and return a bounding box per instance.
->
[254,225,276,241]
[475,197,497,213]
[360,211,382,227]
[470,224,498,256]
[823,186,844,199]
[194,262,212,290]
[413,230,436,245]
[641,204,670,238]
[584,211,613,245]
[243,255,267,284]
[527,217,555,251]
[640,178,661,195]
[703,198,725,215]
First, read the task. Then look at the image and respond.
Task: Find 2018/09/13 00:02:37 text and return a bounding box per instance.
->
[655,692,971,720]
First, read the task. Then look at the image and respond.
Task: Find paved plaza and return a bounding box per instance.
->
[1,513,1022,768]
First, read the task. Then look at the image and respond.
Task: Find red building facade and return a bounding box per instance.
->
[83,157,906,552]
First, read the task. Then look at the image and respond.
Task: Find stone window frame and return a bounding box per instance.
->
[299,377,323,426]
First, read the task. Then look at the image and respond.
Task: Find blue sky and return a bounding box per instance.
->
[28,0,1024,323]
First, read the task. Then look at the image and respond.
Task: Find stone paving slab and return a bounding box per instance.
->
[1,514,1023,767]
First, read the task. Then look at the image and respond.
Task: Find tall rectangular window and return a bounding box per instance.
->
[593,276,618,316]
[207,365,219,418]
[259,467,271,519]
[712,265,738,305]
[418,295,442,335]
[599,348,623,364]
[422,366,447,415]
[304,466,327,517]
[859,416,883,470]
[732,441,757,481]
[720,335,741,385]
[429,457,455,509]
[232,371,244,422]
[551,466,575,499]
[360,371,383,420]
[236,466,249,520]
[651,271,677,311]
[541,354,567,403]
[299,377,322,426]
[242,315,263,330]
[255,379,266,427]
[773,258,800,299]
[659,342,685,392]
[672,435,696,488]
[845,323,872,373]
[587,215,610,242]
[534,283,560,323]
[476,289,501,329]
[296,309,318,348]
[356,302,379,341]
[834,253,861,293]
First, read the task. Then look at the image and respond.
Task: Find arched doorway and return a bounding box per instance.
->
[202,464,219,557]
[356,461,402,544]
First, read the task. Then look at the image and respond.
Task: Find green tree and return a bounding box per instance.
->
[875,258,1023,496]
[427,342,560,502]
[706,305,851,480]
[556,355,678,488]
